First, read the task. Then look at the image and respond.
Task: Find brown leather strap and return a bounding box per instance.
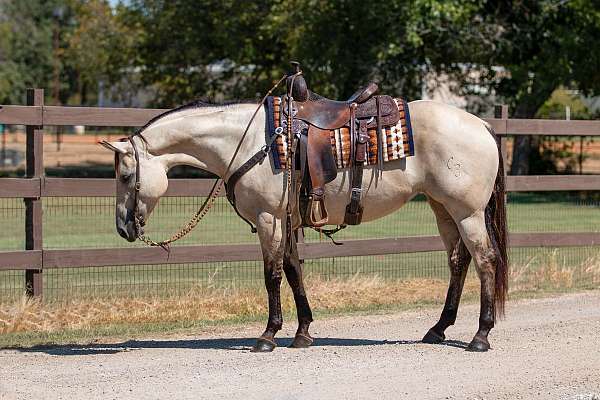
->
[343,99,370,226]
[344,162,364,225]
[128,135,144,234]
[376,96,384,172]
[349,103,357,178]
[225,134,279,232]
[356,119,368,164]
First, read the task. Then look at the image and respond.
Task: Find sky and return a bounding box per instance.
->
[108,0,127,6]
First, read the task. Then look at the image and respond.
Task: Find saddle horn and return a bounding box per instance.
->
[286,61,309,102]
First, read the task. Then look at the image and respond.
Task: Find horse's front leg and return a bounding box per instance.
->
[283,230,314,348]
[252,212,285,352]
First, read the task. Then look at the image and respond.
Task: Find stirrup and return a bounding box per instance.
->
[308,192,328,227]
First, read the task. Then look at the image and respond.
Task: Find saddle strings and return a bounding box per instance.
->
[136,74,288,250]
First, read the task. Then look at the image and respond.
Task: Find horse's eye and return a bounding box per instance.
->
[120,174,132,183]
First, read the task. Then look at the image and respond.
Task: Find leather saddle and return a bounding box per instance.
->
[282,63,401,227]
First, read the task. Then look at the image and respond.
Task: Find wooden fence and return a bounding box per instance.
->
[1,88,600,297]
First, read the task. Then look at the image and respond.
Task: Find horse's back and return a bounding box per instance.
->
[408,100,496,149]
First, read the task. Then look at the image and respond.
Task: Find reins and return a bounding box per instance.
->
[129,74,287,250]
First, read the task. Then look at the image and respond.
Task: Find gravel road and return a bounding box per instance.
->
[1,291,599,400]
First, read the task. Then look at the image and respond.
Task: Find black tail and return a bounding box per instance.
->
[485,125,509,318]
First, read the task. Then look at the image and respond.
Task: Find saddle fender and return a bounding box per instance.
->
[307,126,338,187]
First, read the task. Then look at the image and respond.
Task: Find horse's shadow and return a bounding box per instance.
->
[11,337,469,356]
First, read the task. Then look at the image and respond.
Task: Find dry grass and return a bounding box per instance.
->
[1,253,598,338]
[582,256,600,285]
[510,250,600,292]
[1,276,475,335]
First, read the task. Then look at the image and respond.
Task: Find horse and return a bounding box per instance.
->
[100,99,508,353]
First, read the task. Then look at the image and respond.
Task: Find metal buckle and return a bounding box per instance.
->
[354,116,374,126]
[134,182,141,191]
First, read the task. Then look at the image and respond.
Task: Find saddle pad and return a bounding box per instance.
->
[265,96,414,169]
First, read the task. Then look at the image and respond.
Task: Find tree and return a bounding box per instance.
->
[5,0,593,178]
[0,0,59,104]
[0,0,137,106]
[122,0,488,106]
[447,1,600,174]
[64,0,141,105]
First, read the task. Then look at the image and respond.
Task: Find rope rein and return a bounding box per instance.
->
[134,75,288,250]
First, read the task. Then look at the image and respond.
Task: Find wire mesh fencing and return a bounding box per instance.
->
[1,192,600,302]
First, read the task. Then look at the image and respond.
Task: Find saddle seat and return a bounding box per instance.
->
[286,81,379,130]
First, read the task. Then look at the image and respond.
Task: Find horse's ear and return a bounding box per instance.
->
[99,140,128,154]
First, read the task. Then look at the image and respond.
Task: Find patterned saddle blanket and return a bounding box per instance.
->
[266,96,414,170]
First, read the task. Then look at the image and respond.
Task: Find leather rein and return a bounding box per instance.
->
[127,75,287,249]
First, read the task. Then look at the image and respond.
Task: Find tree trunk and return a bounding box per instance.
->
[81,81,88,106]
[509,83,556,175]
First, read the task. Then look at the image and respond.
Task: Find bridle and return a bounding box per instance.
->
[128,135,144,230]
[124,75,288,250]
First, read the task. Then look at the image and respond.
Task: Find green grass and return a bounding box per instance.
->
[2,193,599,250]
[1,193,599,301]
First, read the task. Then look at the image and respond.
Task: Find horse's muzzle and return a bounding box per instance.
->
[117,210,138,242]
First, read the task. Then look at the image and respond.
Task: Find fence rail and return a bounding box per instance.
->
[2,174,599,199]
[3,104,600,135]
[1,88,600,297]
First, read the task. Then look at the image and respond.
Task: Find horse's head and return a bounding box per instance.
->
[99,139,170,242]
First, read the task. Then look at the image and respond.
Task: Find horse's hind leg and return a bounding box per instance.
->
[456,210,497,352]
[283,232,314,348]
[252,212,285,352]
[423,199,472,344]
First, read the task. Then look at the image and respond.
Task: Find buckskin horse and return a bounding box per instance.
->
[100,73,508,353]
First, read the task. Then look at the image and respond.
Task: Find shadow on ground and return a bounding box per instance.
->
[11,337,469,356]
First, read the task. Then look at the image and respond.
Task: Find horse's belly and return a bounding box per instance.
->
[322,166,416,225]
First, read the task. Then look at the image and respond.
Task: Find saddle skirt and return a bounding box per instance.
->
[266,96,414,170]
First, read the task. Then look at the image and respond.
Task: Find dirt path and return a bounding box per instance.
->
[1,292,599,400]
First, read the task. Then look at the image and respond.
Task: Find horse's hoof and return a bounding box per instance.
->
[251,338,277,352]
[466,336,490,352]
[289,333,314,348]
[422,329,445,344]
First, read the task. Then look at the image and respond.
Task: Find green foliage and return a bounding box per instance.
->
[0,0,58,103]
[537,89,595,120]
[0,0,138,105]
[123,0,497,106]
[487,1,600,117]
[1,1,599,129]
[120,0,600,114]
[121,0,275,105]
[64,0,141,105]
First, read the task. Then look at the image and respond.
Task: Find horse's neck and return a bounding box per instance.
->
[140,104,261,178]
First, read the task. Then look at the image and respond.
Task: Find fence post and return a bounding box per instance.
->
[25,88,44,297]
[494,105,509,172]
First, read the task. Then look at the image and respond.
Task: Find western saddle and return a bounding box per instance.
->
[282,62,401,228]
